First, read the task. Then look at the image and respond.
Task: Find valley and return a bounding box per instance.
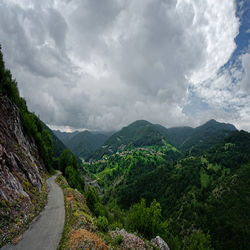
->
[54,130,113,161]
[62,119,250,250]
[1,0,250,249]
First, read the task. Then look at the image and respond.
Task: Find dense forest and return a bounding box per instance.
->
[89,119,237,160]
[83,129,250,249]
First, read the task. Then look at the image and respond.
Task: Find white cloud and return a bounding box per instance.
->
[187,0,239,84]
[241,53,250,90]
[0,0,246,131]
[189,50,250,131]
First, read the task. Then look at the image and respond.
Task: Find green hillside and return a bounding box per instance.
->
[41,122,67,157]
[90,120,171,160]
[165,126,194,146]
[54,130,110,160]
[90,119,237,160]
[83,130,250,249]
[179,119,237,154]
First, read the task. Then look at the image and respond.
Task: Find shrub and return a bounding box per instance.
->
[109,222,123,231]
[97,216,109,232]
[114,235,123,245]
[185,231,213,250]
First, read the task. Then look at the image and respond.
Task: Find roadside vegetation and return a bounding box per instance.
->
[0,176,48,247]
[56,175,156,249]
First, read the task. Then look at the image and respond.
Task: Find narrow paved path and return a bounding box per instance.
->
[2,174,65,250]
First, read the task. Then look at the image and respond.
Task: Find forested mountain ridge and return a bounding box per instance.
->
[41,122,67,157]
[54,130,110,160]
[89,119,237,160]
[89,120,169,160]
[167,119,236,147]
[84,129,250,250]
[178,119,237,154]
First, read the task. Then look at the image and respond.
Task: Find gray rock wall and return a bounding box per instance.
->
[0,95,47,246]
[0,95,45,202]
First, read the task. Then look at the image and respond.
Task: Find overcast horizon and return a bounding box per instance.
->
[48,118,239,134]
[0,0,249,132]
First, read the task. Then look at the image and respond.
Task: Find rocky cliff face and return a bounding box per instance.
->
[0,95,47,246]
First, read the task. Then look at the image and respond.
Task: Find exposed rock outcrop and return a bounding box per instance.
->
[0,95,47,246]
[110,228,152,250]
[151,236,170,250]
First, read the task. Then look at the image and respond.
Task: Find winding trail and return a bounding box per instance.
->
[2,174,65,250]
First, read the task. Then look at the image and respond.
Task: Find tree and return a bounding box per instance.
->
[59,149,72,175]
[65,165,84,191]
[86,186,99,213]
[185,231,213,250]
[127,199,168,239]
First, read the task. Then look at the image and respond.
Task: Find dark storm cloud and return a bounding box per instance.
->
[67,0,122,59]
[0,1,72,79]
[47,8,68,51]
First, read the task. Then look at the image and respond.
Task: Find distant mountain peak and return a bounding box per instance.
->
[206,119,217,123]
[128,120,152,127]
[199,119,237,131]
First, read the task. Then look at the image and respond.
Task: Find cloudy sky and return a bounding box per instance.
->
[0,0,249,131]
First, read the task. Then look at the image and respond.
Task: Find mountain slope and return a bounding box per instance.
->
[179,119,237,154]
[0,96,48,246]
[87,129,250,250]
[90,119,237,160]
[90,120,170,160]
[53,130,79,143]
[165,126,194,147]
[41,122,67,157]
[54,130,109,160]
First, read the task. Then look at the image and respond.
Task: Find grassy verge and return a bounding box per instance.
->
[56,174,158,249]
[0,173,48,247]
[56,175,109,249]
